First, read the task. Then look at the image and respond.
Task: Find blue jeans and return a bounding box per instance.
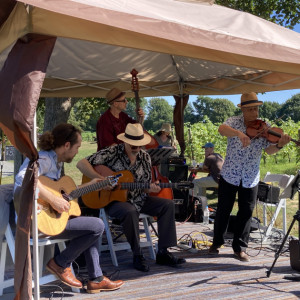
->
[53,216,105,279]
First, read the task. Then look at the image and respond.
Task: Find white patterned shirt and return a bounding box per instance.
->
[220,115,271,188]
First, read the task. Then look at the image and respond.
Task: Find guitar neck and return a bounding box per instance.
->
[69,179,110,199]
[120,182,183,190]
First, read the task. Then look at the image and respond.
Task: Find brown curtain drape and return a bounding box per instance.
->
[173,94,189,157]
[0,33,56,300]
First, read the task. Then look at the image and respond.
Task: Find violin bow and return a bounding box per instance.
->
[130,68,144,125]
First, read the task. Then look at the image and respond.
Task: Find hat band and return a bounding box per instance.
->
[108,92,124,103]
[240,100,260,106]
[125,133,144,141]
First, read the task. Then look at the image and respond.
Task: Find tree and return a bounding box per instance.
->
[184,103,198,124]
[68,97,107,131]
[216,0,300,29]
[43,97,78,132]
[278,94,300,122]
[125,97,147,120]
[143,98,173,132]
[259,101,282,121]
[193,96,238,123]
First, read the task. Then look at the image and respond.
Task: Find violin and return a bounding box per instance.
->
[246,119,300,146]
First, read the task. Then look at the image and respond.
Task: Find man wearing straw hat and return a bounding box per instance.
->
[96,87,144,151]
[209,92,291,262]
[77,123,186,272]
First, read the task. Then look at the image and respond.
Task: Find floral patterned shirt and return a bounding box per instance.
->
[220,115,271,188]
[85,144,152,211]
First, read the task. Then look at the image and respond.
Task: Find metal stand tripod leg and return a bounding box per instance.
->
[266,210,300,277]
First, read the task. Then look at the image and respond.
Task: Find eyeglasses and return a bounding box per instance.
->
[129,145,141,150]
[115,98,127,103]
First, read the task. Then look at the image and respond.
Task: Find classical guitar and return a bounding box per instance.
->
[37,174,120,236]
[81,165,194,209]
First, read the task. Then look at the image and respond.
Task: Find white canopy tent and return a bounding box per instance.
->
[1,0,300,98]
[1,1,300,299]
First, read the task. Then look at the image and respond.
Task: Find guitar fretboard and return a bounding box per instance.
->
[120,182,186,190]
[68,179,111,200]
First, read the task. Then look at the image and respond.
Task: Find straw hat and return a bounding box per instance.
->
[117,123,151,146]
[237,92,263,108]
[159,123,172,133]
[106,87,126,104]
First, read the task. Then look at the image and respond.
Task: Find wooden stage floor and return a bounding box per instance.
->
[1,221,300,300]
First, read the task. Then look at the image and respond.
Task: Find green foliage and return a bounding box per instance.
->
[259,101,281,120]
[143,98,173,131]
[125,97,147,119]
[69,97,107,131]
[215,0,300,29]
[193,96,238,123]
[278,94,300,122]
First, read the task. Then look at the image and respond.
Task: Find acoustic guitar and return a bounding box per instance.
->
[37,174,120,236]
[81,165,194,209]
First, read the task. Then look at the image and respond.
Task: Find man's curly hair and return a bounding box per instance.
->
[38,123,81,151]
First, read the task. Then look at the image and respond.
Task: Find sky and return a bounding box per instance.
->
[161,23,300,107]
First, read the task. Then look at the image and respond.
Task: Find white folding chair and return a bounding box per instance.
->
[99,208,156,266]
[257,172,294,241]
[0,222,80,296]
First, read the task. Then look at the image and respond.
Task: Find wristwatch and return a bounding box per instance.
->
[275,144,283,149]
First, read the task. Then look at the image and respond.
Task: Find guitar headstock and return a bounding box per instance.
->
[176,182,194,189]
[130,68,139,92]
[107,173,122,188]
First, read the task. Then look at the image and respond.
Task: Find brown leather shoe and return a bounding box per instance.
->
[234,251,250,262]
[46,258,83,288]
[86,276,124,294]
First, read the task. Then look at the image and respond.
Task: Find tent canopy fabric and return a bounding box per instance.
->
[1,0,300,98]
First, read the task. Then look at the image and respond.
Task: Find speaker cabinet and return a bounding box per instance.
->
[290,240,300,271]
[173,189,189,222]
[166,164,188,183]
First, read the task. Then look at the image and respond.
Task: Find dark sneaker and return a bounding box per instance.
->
[133,254,150,272]
[234,251,250,262]
[208,244,221,254]
[156,250,186,267]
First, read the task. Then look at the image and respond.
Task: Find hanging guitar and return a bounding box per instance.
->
[37,174,120,236]
[81,165,193,209]
[130,68,159,149]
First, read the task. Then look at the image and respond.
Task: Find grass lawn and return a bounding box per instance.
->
[2,140,299,237]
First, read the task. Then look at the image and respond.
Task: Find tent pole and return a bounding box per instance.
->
[32,113,40,300]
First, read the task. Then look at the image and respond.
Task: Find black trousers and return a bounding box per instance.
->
[106,196,177,255]
[213,176,258,252]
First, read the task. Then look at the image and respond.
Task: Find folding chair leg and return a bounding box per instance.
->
[263,199,285,241]
[142,217,156,259]
[99,209,119,266]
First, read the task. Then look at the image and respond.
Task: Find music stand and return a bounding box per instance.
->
[147,147,176,166]
[266,170,300,278]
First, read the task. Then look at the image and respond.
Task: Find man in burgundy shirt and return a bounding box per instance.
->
[96,87,144,150]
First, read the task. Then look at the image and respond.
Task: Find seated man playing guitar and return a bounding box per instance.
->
[77,123,186,272]
[14,123,124,294]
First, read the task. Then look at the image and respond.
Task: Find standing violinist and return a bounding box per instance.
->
[209,92,291,262]
[96,87,145,151]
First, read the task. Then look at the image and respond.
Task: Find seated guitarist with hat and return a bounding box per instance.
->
[14,123,124,293]
[77,123,186,272]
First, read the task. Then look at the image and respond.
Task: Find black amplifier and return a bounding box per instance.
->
[168,156,186,165]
